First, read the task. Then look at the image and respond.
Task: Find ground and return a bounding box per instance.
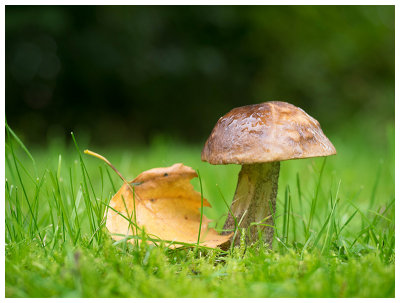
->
[5,119,395,298]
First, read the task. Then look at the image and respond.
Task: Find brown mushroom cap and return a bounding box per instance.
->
[201,101,336,165]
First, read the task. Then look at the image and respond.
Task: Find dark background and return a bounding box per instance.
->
[5,5,394,146]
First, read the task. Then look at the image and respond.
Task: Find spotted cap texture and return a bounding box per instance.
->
[201,101,336,164]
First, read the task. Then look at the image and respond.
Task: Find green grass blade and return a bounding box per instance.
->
[196,169,205,248]
[6,123,44,247]
[306,157,327,240]
[5,120,37,172]
[216,184,238,232]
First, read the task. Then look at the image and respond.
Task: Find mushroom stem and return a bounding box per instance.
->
[223,162,280,247]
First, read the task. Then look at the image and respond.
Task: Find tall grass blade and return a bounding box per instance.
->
[310,190,338,252]
[106,167,117,193]
[216,184,237,230]
[296,172,304,222]
[6,123,44,247]
[368,163,381,210]
[282,185,291,246]
[196,169,204,248]
[5,120,37,173]
[321,181,341,254]
[48,170,75,242]
[69,167,81,244]
[306,157,327,240]
[338,209,358,235]
[71,132,97,243]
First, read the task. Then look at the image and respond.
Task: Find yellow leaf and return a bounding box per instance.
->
[106,163,232,248]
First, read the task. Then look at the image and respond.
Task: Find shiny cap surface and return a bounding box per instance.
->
[201,101,336,164]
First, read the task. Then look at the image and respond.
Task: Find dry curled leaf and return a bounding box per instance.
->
[106,163,232,248]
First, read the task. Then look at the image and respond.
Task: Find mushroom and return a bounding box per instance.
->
[201,101,336,247]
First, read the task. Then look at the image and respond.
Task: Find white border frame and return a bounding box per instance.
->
[1,2,397,302]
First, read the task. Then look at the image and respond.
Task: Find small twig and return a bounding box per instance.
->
[84,149,140,245]
[84,150,129,185]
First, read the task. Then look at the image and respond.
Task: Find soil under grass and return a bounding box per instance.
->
[5,120,395,298]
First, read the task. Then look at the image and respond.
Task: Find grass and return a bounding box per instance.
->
[5,118,395,298]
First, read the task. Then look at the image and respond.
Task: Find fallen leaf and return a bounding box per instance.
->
[106,163,232,248]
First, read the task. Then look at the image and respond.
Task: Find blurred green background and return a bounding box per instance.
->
[5,5,394,146]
